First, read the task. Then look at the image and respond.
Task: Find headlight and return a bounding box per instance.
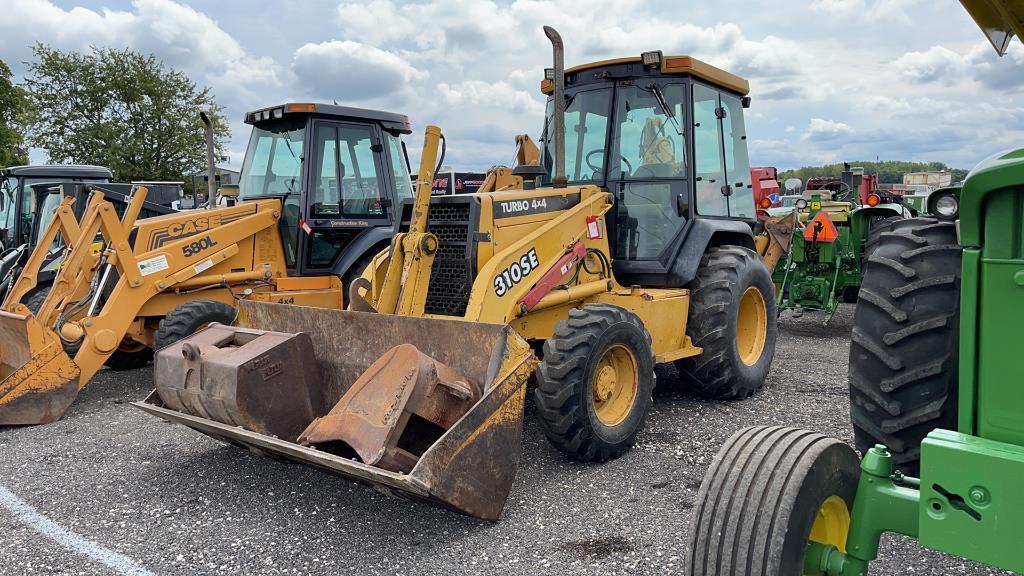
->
[930,191,959,220]
[795,198,808,210]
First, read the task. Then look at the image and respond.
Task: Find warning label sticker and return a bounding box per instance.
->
[138,254,170,276]
[194,258,214,274]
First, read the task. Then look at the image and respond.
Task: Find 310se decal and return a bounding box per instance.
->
[494,248,540,297]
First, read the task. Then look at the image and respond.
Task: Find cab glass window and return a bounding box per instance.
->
[721,92,755,218]
[312,123,384,217]
[693,84,728,217]
[385,132,414,202]
[239,118,305,198]
[613,83,686,179]
[542,87,612,184]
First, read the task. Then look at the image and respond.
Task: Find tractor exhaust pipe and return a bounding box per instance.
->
[200,111,217,209]
[543,26,567,188]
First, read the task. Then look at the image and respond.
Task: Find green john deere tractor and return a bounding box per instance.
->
[686,1,1024,574]
[771,164,906,322]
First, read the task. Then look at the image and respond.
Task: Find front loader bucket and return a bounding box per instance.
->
[0,311,81,425]
[134,300,534,520]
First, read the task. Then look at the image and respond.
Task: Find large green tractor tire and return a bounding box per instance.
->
[676,246,778,399]
[849,217,960,474]
[535,304,656,462]
[687,426,859,576]
[861,215,904,263]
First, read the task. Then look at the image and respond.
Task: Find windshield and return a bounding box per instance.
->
[239,118,306,198]
[0,178,14,231]
[542,87,612,184]
[34,190,63,246]
[612,83,686,179]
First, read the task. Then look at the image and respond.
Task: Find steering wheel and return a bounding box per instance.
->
[585,147,630,175]
[585,148,605,173]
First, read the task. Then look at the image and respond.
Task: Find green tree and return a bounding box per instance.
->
[779,160,969,186]
[0,59,29,167]
[23,44,229,182]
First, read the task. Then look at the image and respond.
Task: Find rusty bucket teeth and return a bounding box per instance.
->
[136,300,536,520]
[0,310,82,426]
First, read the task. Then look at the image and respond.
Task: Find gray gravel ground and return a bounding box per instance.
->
[0,305,1014,575]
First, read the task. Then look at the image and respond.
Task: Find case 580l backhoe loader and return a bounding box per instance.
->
[686,1,1024,574]
[0,103,417,425]
[138,27,791,520]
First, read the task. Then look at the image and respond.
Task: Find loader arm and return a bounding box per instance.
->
[2,194,87,311]
[465,188,613,324]
[0,188,284,425]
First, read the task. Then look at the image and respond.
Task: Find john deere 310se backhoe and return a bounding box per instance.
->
[137,27,792,520]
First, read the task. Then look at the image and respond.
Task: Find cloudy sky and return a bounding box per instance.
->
[2,0,1022,173]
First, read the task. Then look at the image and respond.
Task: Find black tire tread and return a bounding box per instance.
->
[848,217,960,473]
[687,425,859,576]
[677,246,777,399]
[154,300,237,351]
[534,304,654,463]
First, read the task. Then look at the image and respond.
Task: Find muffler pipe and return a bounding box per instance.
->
[543,26,567,188]
[200,111,217,209]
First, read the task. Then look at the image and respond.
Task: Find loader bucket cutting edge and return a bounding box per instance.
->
[0,311,81,425]
[135,300,535,520]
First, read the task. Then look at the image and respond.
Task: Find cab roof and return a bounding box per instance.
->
[961,0,1024,55]
[2,164,112,179]
[541,54,749,96]
[245,102,412,134]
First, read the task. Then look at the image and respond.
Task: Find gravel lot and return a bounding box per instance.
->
[0,305,1012,575]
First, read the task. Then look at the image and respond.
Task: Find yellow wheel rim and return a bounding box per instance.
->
[809,495,851,553]
[592,344,639,426]
[736,286,768,366]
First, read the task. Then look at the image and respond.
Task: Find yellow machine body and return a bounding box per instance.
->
[0,188,342,425]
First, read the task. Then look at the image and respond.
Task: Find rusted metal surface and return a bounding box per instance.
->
[0,311,81,425]
[298,344,481,473]
[137,301,536,520]
[154,324,322,441]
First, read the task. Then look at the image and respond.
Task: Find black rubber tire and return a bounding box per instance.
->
[862,215,904,263]
[687,426,859,576]
[103,346,154,370]
[676,246,778,399]
[154,300,237,350]
[849,217,960,475]
[342,249,381,307]
[22,285,51,315]
[534,304,655,462]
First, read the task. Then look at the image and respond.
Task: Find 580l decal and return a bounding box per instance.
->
[493,248,540,297]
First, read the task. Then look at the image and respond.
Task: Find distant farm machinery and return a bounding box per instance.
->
[770,164,907,322]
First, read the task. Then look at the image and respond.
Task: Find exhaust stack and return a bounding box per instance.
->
[200,111,217,209]
[543,26,567,188]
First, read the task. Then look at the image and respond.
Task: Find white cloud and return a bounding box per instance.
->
[5,0,1024,172]
[803,118,853,141]
[291,40,427,101]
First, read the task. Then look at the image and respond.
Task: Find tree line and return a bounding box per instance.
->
[778,160,969,186]
[0,44,229,184]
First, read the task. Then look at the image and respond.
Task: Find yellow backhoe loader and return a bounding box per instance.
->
[136,27,793,520]
[0,103,419,425]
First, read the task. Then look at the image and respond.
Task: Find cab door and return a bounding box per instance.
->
[692,83,755,219]
[299,120,392,275]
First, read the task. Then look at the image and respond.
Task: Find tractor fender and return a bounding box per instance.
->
[329,226,393,280]
[850,205,907,235]
[668,218,755,286]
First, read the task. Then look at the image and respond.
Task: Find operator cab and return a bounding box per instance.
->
[0,165,112,249]
[537,52,756,286]
[237,103,415,277]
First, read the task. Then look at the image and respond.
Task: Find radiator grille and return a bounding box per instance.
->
[401,198,477,317]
